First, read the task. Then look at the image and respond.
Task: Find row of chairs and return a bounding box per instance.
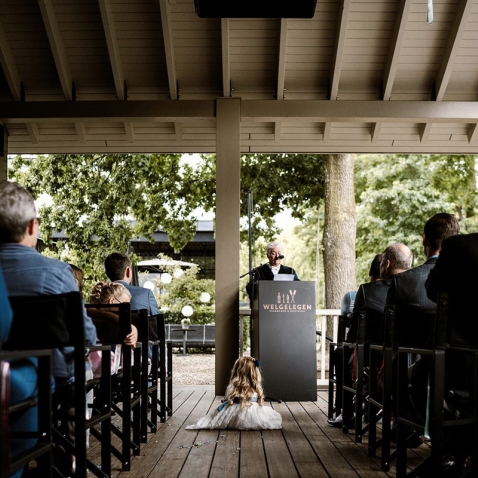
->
[0,291,173,478]
[329,294,478,476]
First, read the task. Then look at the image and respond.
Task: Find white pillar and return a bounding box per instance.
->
[215,98,241,394]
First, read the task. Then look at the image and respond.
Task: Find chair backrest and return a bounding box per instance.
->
[6,292,85,351]
[85,302,131,345]
[357,309,383,345]
[383,304,436,349]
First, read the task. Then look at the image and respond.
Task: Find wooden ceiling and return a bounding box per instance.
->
[1,0,478,154]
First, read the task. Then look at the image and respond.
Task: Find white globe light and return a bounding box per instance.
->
[181,305,193,317]
[143,280,155,292]
[173,268,184,278]
[160,273,172,284]
[200,292,211,303]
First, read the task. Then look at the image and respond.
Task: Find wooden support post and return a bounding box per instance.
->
[215,98,241,394]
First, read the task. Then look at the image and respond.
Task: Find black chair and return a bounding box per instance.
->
[86,302,142,471]
[154,314,173,423]
[6,292,112,478]
[395,293,478,477]
[132,308,159,441]
[368,305,435,471]
[326,314,347,419]
[0,348,52,478]
[342,309,382,442]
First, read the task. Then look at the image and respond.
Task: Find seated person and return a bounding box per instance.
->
[328,245,412,428]
[246,241,299,301]
[1,264,40,478]
[87,282,138,375]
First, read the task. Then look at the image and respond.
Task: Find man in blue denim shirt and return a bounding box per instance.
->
[0,180,97,380]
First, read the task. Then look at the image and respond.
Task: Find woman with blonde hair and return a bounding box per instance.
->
[186,356,282,430]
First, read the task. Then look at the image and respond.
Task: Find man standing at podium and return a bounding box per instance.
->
[246,241,300,300]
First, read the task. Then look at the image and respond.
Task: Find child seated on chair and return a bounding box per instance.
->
[186,356,282,430]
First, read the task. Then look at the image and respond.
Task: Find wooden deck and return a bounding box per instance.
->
[88,385,430,477]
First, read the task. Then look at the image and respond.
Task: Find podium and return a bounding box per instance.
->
[251,281,317,401]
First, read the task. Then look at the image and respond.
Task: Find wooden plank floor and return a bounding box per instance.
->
[88,385,431,477]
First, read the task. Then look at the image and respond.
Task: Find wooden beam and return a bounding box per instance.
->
[4,100,478,125]
[174,122,182,141]
[241,100,478,123]
[420,123,432,143]
[0,18,21,100]
[467,124,478,144]
[98,0,125,101]
[158,0,177,100]
[274,122,281,142]
[75,123,87,144]
[323,122,331,142]
[0,100,216,122]
[221,19,231,97]
[371,122,382,144]
[276,19,288,101]
[435,0,472,102]
[329,0,350,101]
[26,124,39,144]
[215,98,241,394]
[38,0,73,101]
[382,0,413,101]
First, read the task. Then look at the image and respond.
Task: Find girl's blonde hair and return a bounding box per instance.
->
[224,356,264,408]
[89,282,131,304]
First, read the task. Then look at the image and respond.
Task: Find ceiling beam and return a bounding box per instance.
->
[0,18,21,100]
[1,100,216,122]
[382,0,413,101]
[242,100,478,123]
[4,100,478,125]
[329,0,350,101]
[435,0,472,102]
[38,0,73,101]
[158,0,177,100]
[276,19,288,101]
[221,19,231,97]
[98,0,125,100]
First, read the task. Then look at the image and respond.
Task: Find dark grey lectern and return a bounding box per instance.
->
[251,281,317,401]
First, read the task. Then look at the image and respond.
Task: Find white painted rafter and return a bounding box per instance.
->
[382,0,413,101]
[38,0,73,101]
[329,0,350,101]
[0,18,21,100]
[276,19,288,101]
[435,0,472,102]
[98,0,125,101]
[158,0,177,101]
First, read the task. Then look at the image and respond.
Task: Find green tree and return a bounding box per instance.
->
[354,154,478,282]
[9,153,211,283]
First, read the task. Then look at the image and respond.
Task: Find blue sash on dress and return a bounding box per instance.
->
[217,396,258,412]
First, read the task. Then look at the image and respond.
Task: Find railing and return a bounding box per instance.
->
[239,308,341,388]
[316,309,341,388]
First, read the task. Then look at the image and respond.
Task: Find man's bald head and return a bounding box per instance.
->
[380,243,413,278]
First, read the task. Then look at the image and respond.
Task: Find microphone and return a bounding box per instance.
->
[278,255,284,260]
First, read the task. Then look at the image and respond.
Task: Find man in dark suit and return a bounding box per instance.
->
[104,252,160,317]
[328,243,412,427]
[246,241,299,300]
[386,213,460,346]
[425,229,478,470]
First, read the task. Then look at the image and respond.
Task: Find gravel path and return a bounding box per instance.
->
[172,353,215,385]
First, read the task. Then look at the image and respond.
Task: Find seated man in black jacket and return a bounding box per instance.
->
[328,243,412,428]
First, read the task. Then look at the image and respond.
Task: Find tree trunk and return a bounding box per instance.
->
[323,154,356,310]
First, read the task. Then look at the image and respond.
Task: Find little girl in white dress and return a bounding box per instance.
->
[186,356,282,430]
